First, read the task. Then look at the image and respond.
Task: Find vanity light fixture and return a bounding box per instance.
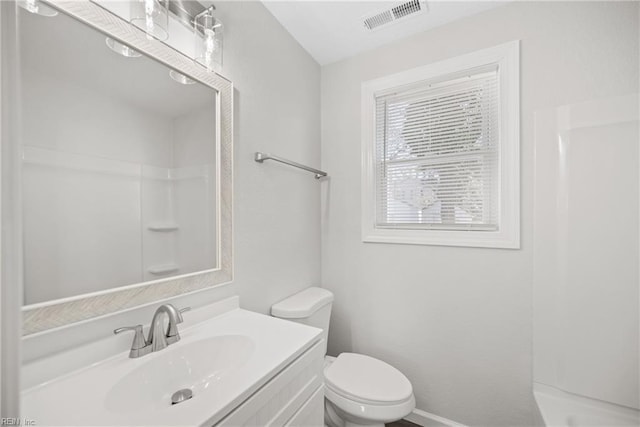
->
[193,6,223,73]
[130,0,169,41]
[18,0,58,17]
[105,38,142,58]
[169,70,196,85]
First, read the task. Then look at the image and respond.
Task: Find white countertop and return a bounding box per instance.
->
[21,305,322,426]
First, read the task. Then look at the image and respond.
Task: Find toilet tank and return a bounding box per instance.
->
[271,287,334,356]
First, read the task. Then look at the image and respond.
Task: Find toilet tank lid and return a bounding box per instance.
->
[271,287,334,319]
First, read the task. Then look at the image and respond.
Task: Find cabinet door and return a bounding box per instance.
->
[284,385,324,427]
[216,340,324,427]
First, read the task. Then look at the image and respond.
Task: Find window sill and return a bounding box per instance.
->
[362,227,520,249]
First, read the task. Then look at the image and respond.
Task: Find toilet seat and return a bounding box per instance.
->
[324,385,416,424]
[323,353,416,425]
[324,353,413,405]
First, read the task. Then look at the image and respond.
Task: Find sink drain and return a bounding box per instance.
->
[171,388,193,405]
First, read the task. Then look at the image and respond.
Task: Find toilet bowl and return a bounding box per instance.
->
[324,353,415,427]
[271,287,415,427]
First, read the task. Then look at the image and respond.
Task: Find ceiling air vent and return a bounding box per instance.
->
[363,0,426,31]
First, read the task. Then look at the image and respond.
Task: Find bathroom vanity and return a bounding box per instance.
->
[22,298,325,426]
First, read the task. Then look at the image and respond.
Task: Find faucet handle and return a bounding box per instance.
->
[172,306,191,325]
[114,325,146,348]
[114,325,150,358]
[178,306,191,319]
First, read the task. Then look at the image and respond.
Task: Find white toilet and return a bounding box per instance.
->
[271,287,415,427]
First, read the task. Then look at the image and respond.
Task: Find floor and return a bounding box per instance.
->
[386,420,421,427]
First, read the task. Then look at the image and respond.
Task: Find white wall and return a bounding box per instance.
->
[21,0,320,362]
[1,2,23,416]
[213,1,321,313]
[320,2,639,426]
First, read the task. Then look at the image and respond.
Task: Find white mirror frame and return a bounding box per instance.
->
[20,0,233,335]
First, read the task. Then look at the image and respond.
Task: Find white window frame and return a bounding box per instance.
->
[361,40,520,249]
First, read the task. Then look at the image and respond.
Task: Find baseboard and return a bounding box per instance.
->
[405,408,467,427]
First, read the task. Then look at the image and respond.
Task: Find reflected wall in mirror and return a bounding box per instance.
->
[19,5,219,306]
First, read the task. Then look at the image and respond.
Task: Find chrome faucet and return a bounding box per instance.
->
[148,304,184,351]
[114,304,191,358]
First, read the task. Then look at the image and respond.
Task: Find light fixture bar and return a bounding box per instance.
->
[168,1,215,31]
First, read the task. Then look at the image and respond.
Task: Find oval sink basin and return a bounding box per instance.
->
[105,335,254,414]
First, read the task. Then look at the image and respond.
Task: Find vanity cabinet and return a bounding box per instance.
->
[22,304,324,427]
[215,339,325,427]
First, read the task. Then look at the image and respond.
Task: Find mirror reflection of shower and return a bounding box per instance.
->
[18,6,219,305]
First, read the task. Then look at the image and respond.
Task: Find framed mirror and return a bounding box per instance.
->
[18,0,233,335]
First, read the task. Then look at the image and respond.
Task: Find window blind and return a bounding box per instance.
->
[374,69,500,231]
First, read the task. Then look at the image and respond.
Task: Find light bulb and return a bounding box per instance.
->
[18,0,58,17]
[169,70,196,85]
[105,38,142,58]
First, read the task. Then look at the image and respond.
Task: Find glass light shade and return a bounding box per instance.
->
[130,0,169,41]
[169,70,195,85]
[18,0,58,17]
[194,7,223,73]
[105,38,142,58]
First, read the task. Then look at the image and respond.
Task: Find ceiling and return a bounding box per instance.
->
[262,1,509,65]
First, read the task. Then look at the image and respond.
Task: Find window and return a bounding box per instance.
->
[361,41,520,248]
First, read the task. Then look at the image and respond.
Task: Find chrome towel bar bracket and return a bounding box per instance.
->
[254,152,327,179]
